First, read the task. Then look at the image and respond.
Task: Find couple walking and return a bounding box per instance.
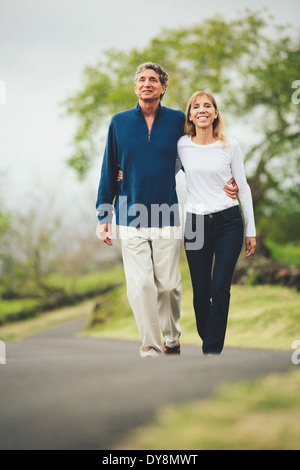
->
[96,62,256,358]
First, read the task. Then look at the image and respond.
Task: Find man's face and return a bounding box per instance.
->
[135,69,166,103]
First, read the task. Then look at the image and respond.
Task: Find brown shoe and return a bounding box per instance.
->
[163,342,181,356]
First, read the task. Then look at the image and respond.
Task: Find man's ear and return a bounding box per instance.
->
[161,84,167,98]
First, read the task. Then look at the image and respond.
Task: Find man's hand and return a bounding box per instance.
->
[224,178,238,200]
[245,237,256,258]
[99,223,113,246]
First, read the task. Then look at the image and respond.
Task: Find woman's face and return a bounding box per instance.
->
[189,94,218,131]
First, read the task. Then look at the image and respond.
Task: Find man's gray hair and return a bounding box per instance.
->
[135,62,169,99]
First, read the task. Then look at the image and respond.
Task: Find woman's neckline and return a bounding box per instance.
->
[189,135,220,147]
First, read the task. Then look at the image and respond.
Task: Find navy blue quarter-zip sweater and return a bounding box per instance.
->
[96,103,185,227]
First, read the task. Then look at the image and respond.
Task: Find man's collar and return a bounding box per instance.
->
[136,102,162,111]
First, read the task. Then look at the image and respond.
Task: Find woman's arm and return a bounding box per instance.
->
[231,140,256,257]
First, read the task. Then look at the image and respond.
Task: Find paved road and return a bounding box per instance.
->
[0,317,294,450]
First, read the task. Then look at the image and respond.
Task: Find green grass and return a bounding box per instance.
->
[265,239,300,266]
[0,298,42,319]
[47,267,126,295]
[0,265,125,323]
[227,284,300,350]
[0,299,95,341]
[83,282,139,341]
[117,369,300,450]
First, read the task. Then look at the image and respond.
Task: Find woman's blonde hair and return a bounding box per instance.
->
[185,91,226,147]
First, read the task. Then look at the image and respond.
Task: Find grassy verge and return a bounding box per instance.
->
[46,267,125,295]
[117,369,300,450]
[0,265,126,340]
[0,299,95,341]
[0,266,125,325]
[0,298,42,320]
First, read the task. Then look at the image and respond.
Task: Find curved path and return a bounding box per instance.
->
[0,317,294,450]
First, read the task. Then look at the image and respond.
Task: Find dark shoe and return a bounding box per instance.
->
[163,342,181,356]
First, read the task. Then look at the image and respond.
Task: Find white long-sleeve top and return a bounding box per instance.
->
[176,135,256,237]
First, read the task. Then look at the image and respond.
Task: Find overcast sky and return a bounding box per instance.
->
[0,0,299,215]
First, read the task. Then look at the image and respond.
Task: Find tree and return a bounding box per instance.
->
[62,9,300,241]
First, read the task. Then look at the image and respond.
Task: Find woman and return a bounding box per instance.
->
[177,91,256,355]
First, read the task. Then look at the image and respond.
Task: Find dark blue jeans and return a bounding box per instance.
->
[184,206,244,354]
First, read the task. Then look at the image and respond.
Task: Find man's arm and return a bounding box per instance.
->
[96,119,119,245]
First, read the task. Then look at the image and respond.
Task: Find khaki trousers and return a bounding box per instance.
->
[120,226,182,358]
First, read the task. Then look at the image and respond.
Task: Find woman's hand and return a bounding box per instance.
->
[245,237,256,258]
[224,178,238,200]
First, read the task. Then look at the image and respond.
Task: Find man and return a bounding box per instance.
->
[96,62,237,358]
